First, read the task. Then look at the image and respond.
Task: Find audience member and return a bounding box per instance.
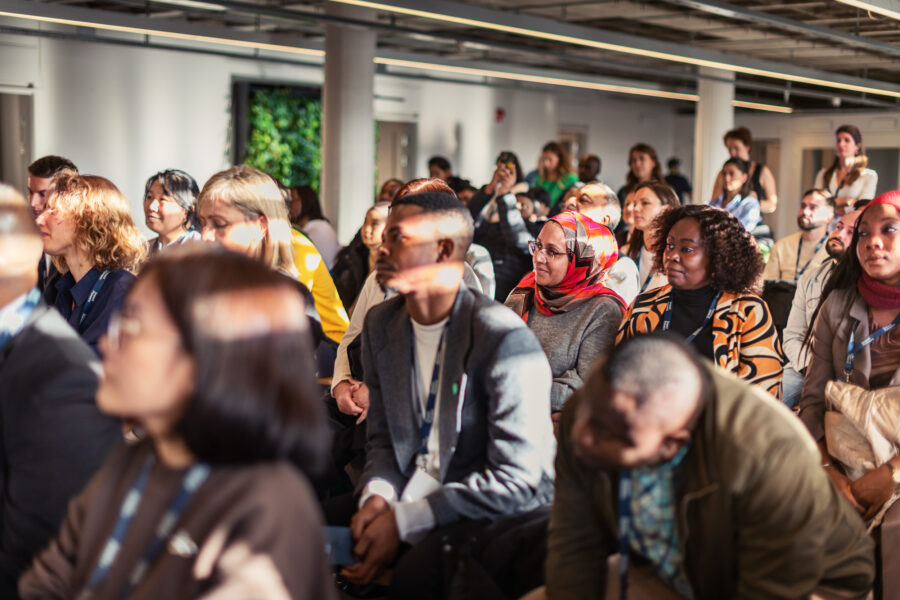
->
[531,142,578,210]
[616,189,637,248]
[781,207,862,408]
[0,194,121,598]
[814,124,878,215]
[21,247,334,599]
[709,157,762,232]
[571,182,640,305]
[621,181,680,294]
[27,155,77,294]
[576,153,601,183]
[710,126,778,213]
[468,153,534,300]
[616,143,665,207]
[618,205,785,398]
[142,169,200,256]
[331,202,389,310]
[427,156,470,195]
[36,173,144,355]
[290,185,341,269]
[377,178,403,205]
[664,157,691,204]
[344,190,554,598]
[506,211,624,422]
[196,165,346,374]
[764,188,834,281]
[546,334,874,599]
[516,191,545,237]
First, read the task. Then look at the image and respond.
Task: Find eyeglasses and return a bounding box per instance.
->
[528,240,569,260]
[105,311,143,352]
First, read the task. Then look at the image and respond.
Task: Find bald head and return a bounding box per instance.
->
[573,335,708,469]
[0,186,42,297]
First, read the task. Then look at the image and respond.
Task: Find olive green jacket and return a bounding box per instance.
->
[546,364,874,600]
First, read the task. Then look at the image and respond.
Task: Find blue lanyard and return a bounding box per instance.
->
[79,455,210,599]
[0,288,41,351]
[617,471,633,600]
[844,312,900,380]
[410,323,449,462]
[662,292,722,343]
[640,271,654,293]
[794,234,827,281]
[79,270,111,326]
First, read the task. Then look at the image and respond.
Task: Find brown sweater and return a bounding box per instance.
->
[19,441,337,600]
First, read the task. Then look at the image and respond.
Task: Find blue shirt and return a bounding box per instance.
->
[48,267,135,356]
[711,193,761,232]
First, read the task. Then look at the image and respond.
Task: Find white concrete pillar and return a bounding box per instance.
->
[692,68,734,204]
[322,4,376,243]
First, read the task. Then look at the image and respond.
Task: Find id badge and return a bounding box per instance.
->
[400,465,442,502]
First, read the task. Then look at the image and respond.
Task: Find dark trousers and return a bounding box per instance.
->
[390,507,550,600]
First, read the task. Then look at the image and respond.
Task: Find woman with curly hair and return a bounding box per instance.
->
[617,204,786,398]
[36,172,145,355]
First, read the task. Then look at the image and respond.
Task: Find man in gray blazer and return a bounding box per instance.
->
[342,188,555,598]
[0,194,121,598]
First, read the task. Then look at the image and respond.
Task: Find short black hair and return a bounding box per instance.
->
[391,190,474,256]
[138,245,328,475]
[144,169,200,228]
[428,155,451,172]
[28,155,77,178]
[667,157,680,169]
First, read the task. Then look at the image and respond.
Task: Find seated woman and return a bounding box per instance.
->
[289,185,341,269]
[196,165,346,375]
[618,205,785,399]
[36,173,145,355]
[506,211,624,418]
[799,193,900,534]
[531,142,578,211]
[710,157,762,232]
[20,247,335,599]
[621,181,680,294]
[143,169,201,256]
[331,202,389,311]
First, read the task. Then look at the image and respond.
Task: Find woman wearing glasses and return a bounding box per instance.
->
[20,247,335,599]
[617,205,785,399]
[506,211,625,424]
[143,169,201,256]
[35,172,145,355]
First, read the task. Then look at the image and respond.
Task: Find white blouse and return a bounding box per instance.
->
[814,167,878,202]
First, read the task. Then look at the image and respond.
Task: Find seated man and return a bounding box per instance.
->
[343,190,555,598]
[548,334,874,599]
[577,154,601,184]
[763,188,834,282]
[574,182,640,305]
[781,207,862,407]
[0,191,121,597]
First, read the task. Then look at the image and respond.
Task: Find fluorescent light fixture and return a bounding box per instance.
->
[0,10,324,56]
[149,0,228,12]
[335,0,900,99]
[377,57,793,113]
[835,0,900,21]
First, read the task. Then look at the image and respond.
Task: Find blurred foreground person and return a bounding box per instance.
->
[20,247,334,599]
[547,335,874,599]
[0,192,120,598]
[36,173,145,355]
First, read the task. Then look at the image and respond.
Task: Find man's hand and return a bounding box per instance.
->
[342,504,400,585]
[350,495,391,541]
[851,465,895,520]
[352,382,371,424]
[824,465,864,515]
[334,379,363,417]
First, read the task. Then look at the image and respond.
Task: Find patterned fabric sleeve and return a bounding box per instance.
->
[616,286,670,344]
[712,294,786,399]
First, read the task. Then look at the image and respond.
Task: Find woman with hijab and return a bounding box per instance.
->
[618,204,785,399]
[506,211,624,420]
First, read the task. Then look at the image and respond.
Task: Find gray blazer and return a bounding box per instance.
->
[359,284,555,526]
[799,287,900,443]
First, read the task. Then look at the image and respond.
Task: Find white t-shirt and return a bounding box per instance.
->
[410,317,448,479]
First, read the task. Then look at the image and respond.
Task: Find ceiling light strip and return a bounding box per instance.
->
[335,0,900,99]
[835,0,900,21]
[0,10,324,56]
[732,99,792,113]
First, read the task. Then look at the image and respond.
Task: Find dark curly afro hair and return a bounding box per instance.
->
[650,204,763,294]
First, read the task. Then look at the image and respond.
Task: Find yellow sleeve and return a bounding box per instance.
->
[291,231,349,343]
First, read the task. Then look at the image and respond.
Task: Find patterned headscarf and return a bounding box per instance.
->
[506,211,624,319]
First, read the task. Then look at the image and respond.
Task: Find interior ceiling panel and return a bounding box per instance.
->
[23,0,900,110]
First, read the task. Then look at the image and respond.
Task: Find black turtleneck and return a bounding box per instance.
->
[670,284,718,360]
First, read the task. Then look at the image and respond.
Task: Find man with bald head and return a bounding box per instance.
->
[0,186,120,598]
[547,334,874,600]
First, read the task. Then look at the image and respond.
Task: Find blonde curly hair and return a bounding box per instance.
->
[197,166,298,278]
[46,173,145,273]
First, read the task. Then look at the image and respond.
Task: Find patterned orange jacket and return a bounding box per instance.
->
[617,285,786,399]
